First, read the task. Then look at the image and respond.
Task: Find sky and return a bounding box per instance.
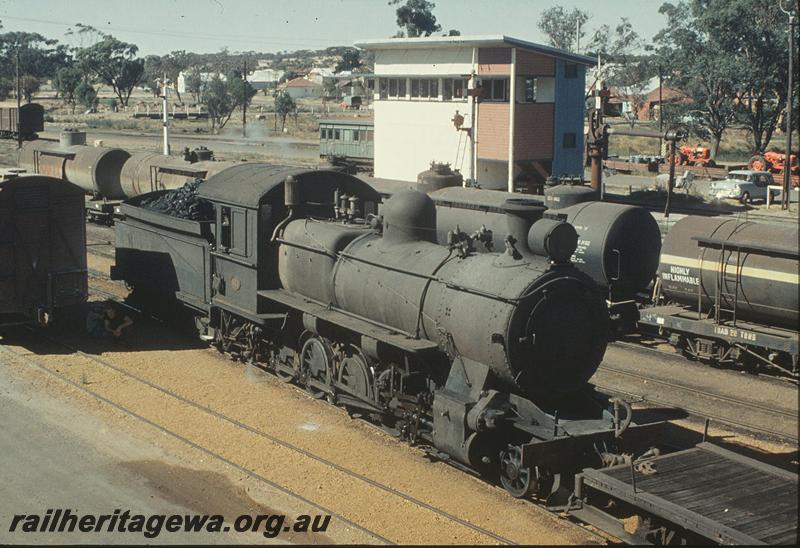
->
[0,0,669,56]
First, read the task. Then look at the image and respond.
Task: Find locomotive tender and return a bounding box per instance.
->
[111,164,657,498]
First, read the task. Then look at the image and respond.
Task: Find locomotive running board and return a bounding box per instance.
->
[258,289,440,354]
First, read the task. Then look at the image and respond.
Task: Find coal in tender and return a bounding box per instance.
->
[140,178,214,220]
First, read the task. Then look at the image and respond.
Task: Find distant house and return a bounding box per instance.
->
[176,70,226,94]
[248,68,285,90]
[282,77,324,99]
[640,86,691,121]
[307,67,336,85]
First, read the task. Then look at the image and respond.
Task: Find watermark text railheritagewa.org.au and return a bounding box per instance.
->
[7,509,331,539]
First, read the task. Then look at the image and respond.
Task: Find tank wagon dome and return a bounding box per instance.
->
[382,190,437,244]
[197,162,381,209]
[416,162,463,191]
[544,184,598,210]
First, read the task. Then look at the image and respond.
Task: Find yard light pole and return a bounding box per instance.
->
[242,60,247,138]
[16,48,22,150]
[158,74,170,156]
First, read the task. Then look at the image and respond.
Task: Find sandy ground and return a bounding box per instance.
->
[0,253,605,546]
[0,358,351,545]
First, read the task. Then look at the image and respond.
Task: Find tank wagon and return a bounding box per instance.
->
[367,177,662,332]
[18,139,238,223]
[112,163,663,500]
[640,216,799,379]
[0,104,44,140]
[0,175,88,326]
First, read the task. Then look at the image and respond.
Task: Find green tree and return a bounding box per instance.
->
[389,0,442,38]
[201,72,256,133]
[75,81,98,111]
[537,6,589,52]
[324,79,338,99]
[588,18,655,126]
[700,0,798,153]
[274,91,296,131]
[143,50,189,102]
[56,65,83,113]
[20,75,40,103]
[77,35,144,106]
[335,49,362,73]
[654,1,741,159]
[184,67,204,102]
[0,31,69,84]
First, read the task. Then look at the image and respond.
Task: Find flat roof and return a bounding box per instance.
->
[354,35,595,66]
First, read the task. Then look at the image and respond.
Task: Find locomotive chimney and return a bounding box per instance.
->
[501,198,545,258]
[284,175,300,208]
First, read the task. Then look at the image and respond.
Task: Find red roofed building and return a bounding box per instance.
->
[639,86,691,121]
[281,77,324,99]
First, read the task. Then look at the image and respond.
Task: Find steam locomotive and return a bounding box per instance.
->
[111,164,658,499]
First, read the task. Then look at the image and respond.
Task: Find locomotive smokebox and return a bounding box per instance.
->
[383,190,437,244]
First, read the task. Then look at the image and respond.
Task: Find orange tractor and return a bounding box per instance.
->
[668,144,716,167]
[748,151,799,176]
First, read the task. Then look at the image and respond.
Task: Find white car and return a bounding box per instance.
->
[709,170,775,204]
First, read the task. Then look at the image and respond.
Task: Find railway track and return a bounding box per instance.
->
[598,342,799,443]
[1,336,524,545]
[0,343,390,544]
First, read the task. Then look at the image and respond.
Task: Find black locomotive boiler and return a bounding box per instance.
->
[112,164,657,498]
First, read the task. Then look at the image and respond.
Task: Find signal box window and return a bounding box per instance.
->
[563,133,577,148]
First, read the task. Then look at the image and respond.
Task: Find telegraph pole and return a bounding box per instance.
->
[781,12,795,210]
[16,48,22,150]
[658,65,664,154]
[242,60,247,138]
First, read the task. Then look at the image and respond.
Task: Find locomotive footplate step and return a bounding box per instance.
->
[572,442,798,545]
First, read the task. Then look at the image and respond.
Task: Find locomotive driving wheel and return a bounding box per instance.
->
[299,337,332,400]
[338,347,373,401]
[499,445,536,498]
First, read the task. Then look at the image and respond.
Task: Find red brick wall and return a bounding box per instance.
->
[513,103,554,161]
[477,103,510,161]
[478,47,511,75]
[515,50,555,76]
